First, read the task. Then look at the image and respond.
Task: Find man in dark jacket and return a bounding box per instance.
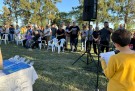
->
[99,21,113,52]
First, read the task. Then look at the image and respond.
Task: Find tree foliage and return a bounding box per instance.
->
[69,0,135,30]
[108,0,135,29]
[0,6,11,25]
[3,0,61,26]
[3,0,21,25]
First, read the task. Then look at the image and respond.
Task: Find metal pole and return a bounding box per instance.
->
[96,44,100,91]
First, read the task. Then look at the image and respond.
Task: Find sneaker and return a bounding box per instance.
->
[65,48,68,51]
[74,49,77,52]
[71,50,74,52]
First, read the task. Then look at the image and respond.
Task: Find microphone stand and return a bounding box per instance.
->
[95,43,100,91]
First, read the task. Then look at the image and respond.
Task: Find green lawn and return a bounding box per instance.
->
[1,43,107,91]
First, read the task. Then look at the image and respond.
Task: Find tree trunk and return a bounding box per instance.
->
[15,15,18,26]
[124,13,128,29]
[96,21,99,27]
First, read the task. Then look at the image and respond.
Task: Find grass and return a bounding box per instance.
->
[1,43,107,91]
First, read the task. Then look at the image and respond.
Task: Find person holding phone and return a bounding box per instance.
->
[101,29,135,91]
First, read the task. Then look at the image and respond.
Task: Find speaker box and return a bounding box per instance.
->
[83,0,98,21]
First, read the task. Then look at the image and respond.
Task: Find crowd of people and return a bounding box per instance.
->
[1,21,135,91]
[0,21,134,53]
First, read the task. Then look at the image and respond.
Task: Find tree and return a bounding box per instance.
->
[20,0,61,26]
[3,0,61,26]
[109,0,135,29]
[69,0,111,27]
[54,12,72,25]
[3,0,21,25]
[1,6,11,25]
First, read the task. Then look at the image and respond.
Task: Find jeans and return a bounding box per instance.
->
[51,36,56,39]
[9,34,14,41]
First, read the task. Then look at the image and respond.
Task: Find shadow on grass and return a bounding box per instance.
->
[0,43,107,91]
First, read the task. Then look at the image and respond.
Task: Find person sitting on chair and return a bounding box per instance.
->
[57,25,65,41]
[101,29,135,91]
[31,31,41,49]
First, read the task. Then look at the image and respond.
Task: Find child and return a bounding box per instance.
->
[101,29,135,91]
[80,25,87,51]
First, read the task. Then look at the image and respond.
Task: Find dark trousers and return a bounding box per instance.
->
[23,39,27,47]
[100,41,110,52]
[70,37,78,50]
[86,41,92,52]
[93,40,98,54]
[42,36,50,45]
[31,41,41,49]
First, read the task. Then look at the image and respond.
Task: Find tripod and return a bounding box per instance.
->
[72,48,94,65]
[72,21,95,65]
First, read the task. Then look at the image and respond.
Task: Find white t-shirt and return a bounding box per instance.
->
[44,28,51,36]
[81,30,86,38]
[15,29,20,34]
[5,28,9,34]
[86,30,93,41]
[62,25,66,30]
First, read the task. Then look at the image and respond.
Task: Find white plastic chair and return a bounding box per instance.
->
[15,34,24,46]
[0,34,9,44]
[57,38,66,53]
[39,37,46,49]
[47,38,58,52]
[38,37,42,49]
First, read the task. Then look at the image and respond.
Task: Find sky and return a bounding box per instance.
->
[0,0,80,13]
[0,0,4,14]
[56,0,80,12]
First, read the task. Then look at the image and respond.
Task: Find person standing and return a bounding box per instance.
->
[69,22,80,52]
[93,26,100,54]
[43,25,51,46]
[51,24,57,39]
[15,25,20,36]
[65,23,71,50]
[101,29,135,91]
[80,25,87,51]
[86,25,93,52]
[61,22,66,30]
[9,25,15,41]
[99,21,113,52]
